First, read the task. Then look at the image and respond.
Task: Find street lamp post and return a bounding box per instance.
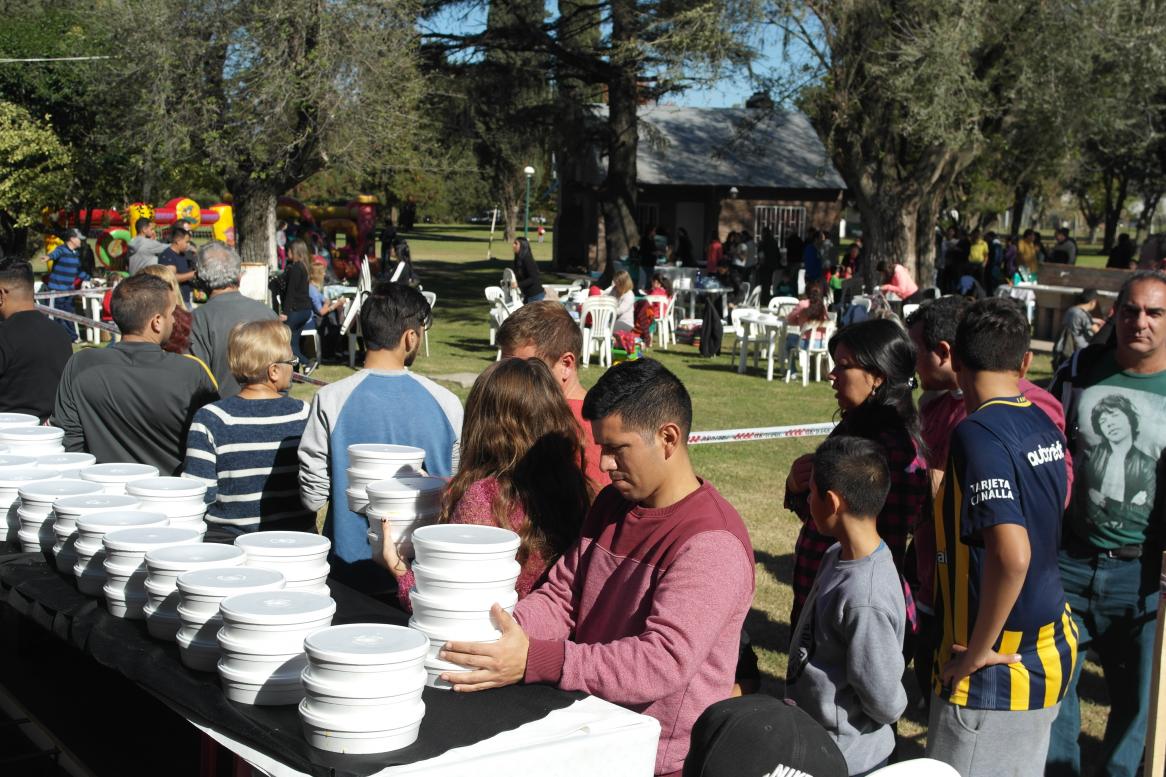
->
[523,166,535,240]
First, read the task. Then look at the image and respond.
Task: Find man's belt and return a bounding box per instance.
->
[1066,533,1143,560]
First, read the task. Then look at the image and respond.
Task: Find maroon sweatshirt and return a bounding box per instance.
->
[515,479,755,775]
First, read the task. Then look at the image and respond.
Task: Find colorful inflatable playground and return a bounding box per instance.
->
[43,195,381,279]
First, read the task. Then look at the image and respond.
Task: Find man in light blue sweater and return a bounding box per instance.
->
[786,435,907,776]
[299,283,461,594]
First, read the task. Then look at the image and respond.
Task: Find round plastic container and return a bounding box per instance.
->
[0,426,64,455]
[234,532,330,577]
[347,444,425,476]
[410,524,520,573]
[218,660,306,705]
[411,559,520,605]
[0,467,60,543]
[73,511,169,595]
[175,629,221,672]
[345,484,370,514]
[298,697,425,754]
[407,588,517,636]
[125,477,208,517]
[0,454,36,468]
[52,494,142,573]
[0,412,38,429]
[144,543,246,608]
[301,663,426,704]
[143,600,183,641]
[79,463,160,495]
[365,477,444,516]
[103,527,203,618]
[407,616,501,646]
[176,567,286,623]
[218,590,336,655]
[366,511,438,563]
[34,452,97,479]
[303,624,429,686]
[17,479,105,551]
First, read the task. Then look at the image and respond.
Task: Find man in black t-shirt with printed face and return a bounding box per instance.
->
[0,261,73,421]
[158,224,197,308]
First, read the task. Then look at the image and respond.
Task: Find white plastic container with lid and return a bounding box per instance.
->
[0,454,35,468]
[365,476,444,517]
[345,484,370,514]
[301,662,426,705]
[303,623,429,685]
[142,601,184,641]
[299,696,425,754]
[346,444,425,476]
[144,543,246,604]
[407,616,501,646]
[34,452,97,479]
[234,531,329,575]
[52,494,142,573]
[125,477,208,517]
[410,524,521,573]
[175,566,286,672]
[73,511,169,596]
[408,587,517,636]
[218,660,306,706]
[79,462,160,495]
[301,682,424,717]
[411,559,521,604]
[0,412,38,429]
[0,466,60,543]
[16,479,105,554]
[0,426,64,455]
[101,526,203,619]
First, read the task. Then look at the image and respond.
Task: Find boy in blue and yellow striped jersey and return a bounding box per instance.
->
[926,298,1077,777]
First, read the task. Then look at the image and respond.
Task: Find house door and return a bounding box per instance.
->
[675,202,704,255]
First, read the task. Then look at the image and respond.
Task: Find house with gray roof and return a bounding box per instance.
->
[556,103,847,269]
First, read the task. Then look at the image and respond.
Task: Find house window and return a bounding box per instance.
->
[636,204,660,232]
[755,206,806,248]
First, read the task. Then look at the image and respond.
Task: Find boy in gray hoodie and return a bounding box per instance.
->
[786,435,908,776]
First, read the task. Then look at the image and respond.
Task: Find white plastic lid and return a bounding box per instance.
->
[126,476,207,499]
[219,590,336,624]
[0,426,64,443]
[366,477,445,500]
[80,462,159,483]
[0,467,60,488]
[176,566,285,597]
[411,524,520,554]
[103,526,202,552]
[304,623,429,664]
[412,559,521,584]
[18,478,104,503]
[146,543,244,569]
[347,443,426,461]
[0,412,38,429]
[54,494,141,515]
[36,452,97,469]
[234,531,330,557]
[76,510,170,535]
[0,454,36,468]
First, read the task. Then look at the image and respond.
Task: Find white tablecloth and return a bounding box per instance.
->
[191,696,660,777]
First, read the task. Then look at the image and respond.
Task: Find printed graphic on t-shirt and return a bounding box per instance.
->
[1072,385,1166,541]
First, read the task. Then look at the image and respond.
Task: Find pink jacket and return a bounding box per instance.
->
[881,264,919,300]
[515,480,755,775]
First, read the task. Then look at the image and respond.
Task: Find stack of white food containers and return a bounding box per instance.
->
[143,544,246,641]
[299,624,428,754]
[52,494,142,574]
[80,463,160,495]
[407,524,521,689]
[126,477,209,530]
[217,590,336,705]
[174,567,285,672]
[16,479,104,555]
[0,412,38,430]
[365,477,444,562]
[0,426,65,455]
[35,452,97,478]
[0,466,58,543]
[345,444,425,513]
[102,526,202,618]
[235,532,331,595]
[73,511,169,595]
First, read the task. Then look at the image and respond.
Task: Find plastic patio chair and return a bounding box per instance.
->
[579,296,617,368]
[421,291,436,357]
[650,295,675,349]
[786,319,835,386]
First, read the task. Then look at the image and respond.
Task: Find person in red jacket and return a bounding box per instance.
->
[437,359,755,777]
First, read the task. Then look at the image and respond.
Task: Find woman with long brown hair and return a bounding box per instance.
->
[375,357,591,610]
[281,239,314,369]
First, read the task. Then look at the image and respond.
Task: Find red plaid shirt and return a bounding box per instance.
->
[786,422,929,629]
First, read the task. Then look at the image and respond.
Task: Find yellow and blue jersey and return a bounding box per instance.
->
[932,395,1078,711]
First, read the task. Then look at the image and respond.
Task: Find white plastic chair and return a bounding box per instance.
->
[421,290,436,357]
[867,759,960,776]
[485,286,506,345]
[902,302,920,321]
[742,283,760,310]
[786,319,835,386]
[579,296,617,368]
[767,295,800,316]
[650,295,675,349]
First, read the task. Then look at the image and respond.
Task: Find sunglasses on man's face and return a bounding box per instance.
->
[273,356,300,367]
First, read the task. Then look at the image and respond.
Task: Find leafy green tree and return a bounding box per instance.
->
[0,100,72,253]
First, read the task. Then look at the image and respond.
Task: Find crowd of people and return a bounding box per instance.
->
[2,224,1166,777]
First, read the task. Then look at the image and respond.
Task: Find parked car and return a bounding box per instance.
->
[467,209,500,225]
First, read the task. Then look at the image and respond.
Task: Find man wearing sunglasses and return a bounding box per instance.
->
[299,282,462,594]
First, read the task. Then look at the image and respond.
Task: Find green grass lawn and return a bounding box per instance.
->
[283,224,1115,761]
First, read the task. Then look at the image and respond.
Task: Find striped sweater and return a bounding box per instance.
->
[183,395,315,530]
[47,245,89,290]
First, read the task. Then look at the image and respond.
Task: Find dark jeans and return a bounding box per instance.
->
[1046,548,1158,777]
[523,291,545,304]
[52,295,78,341]
[285,308,313,365]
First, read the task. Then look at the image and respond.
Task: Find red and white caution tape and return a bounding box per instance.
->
[687,422,836,445]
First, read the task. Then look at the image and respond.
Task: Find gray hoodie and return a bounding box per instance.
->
[786,541,907,774]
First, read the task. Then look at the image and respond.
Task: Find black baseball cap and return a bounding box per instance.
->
[684,696,847,777]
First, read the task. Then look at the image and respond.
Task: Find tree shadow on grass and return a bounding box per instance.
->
[447,337,497,356]
[685,361,750,375]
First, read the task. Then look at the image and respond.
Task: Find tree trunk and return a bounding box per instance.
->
[598,0,640,263]
[1009,184,1028,238]
[232,181,278,270]
[1136,191,1163,242]
[1102,173,1128,252]
[853,193,919,293]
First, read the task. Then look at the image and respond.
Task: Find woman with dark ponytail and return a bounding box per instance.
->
[783,318,929,628]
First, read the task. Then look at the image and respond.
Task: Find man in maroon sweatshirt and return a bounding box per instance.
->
[438,358,756,776]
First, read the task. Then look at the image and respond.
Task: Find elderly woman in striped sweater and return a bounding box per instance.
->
[182,319,315,538]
